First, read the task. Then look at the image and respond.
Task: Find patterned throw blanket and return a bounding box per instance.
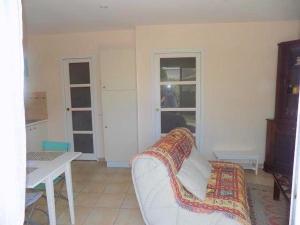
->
[141,128,251,225]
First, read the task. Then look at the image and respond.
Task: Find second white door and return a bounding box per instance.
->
[63,57,99,160]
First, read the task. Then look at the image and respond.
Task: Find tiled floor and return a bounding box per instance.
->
[29,161,274,225]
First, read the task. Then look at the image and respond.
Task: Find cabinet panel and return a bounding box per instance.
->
[102,91,138,163]
[100,49,136,90]
[26,121,48,152]
[273,127,295,175]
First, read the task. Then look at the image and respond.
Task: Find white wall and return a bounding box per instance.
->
[25,30,135,158]
[135,21,300,162]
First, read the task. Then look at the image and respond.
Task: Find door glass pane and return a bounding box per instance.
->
[73,134,93,153]
[72,111,93,131]
[161,111,195,133]
[69,62,90,84]
[161,85,196,108]
[160,57,196,81]
[71,87,91,108]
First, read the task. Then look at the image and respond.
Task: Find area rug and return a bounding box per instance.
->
[247,183,289,225]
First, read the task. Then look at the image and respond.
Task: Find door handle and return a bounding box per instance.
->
[66,108,70,111]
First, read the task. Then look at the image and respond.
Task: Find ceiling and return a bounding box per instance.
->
[23,0,300,34]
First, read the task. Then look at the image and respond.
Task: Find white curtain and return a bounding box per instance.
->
[0,0,26,225]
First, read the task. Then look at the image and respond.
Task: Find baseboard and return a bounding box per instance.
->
[106,161,130,168]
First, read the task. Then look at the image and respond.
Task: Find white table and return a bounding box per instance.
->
[26,151,81,225]
[213,150,259,175]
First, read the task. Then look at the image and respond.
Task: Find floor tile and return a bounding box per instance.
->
[83,207,119,225]
[96,193,126,208]
[104,183,130,194]
[127,184,136,194]
[57,206,93,225]
[114,209,145,225]
[121,194,139,209]
[81,181,106,193]
[74,193,102,207]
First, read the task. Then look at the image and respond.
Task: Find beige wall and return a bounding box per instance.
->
[26,21,300,162]
[136,21,300,162]
[25,30,135,158]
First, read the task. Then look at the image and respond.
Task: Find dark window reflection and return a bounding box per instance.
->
[161,111,195,133]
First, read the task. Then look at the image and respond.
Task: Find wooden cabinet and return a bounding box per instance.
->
[264,39,300,175]
[26,120,48,152]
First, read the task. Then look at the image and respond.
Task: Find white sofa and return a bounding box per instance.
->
[131,128,250,225]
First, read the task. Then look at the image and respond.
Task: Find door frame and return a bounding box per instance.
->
[61,56,100,160]
[153,50,202,148]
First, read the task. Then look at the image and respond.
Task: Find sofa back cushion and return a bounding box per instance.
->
[189,147,212,179]
[176,158,208,200]
[152,128,195,172]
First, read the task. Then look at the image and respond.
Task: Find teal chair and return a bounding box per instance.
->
[34,140,70,200]
[42,141,70,152]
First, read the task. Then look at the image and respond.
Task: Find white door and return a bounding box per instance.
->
[63,58,98,160]
[154,52,201,145]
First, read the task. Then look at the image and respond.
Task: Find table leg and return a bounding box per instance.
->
[65,163,75,224]
[255,159,259,175]
[45,177,56,225]
[273,180,280,200]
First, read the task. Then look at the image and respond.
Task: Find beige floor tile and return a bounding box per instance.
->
[127,183,136,194]
[106,174,132,184]
[116,168,131,175]
[28,208,50,225]
[83,208,119,225]
[75,193,102,207]
[89,173,108,182]
[81,181,106,193]
[114,209,145,225]
[95,193,126,208]
[57,206,93,225]
[61,181,87,193]
[121,194,139,209]
[104,183,130,194]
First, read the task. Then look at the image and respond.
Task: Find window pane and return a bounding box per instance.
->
[72,111,93,131]
[161,111,196,133]
[69,62,90,84]
[70,87,91,108]
[73,134,93,153]
[160,57,196,81]
[161,85,196,108]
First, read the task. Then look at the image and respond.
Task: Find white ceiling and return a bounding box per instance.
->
[23,0,300,34]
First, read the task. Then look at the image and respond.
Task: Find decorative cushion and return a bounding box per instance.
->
[176,158,208,201]
[189,147,212,179]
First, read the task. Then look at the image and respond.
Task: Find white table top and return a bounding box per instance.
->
[26,151,81,188]
[213,150,259,160]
